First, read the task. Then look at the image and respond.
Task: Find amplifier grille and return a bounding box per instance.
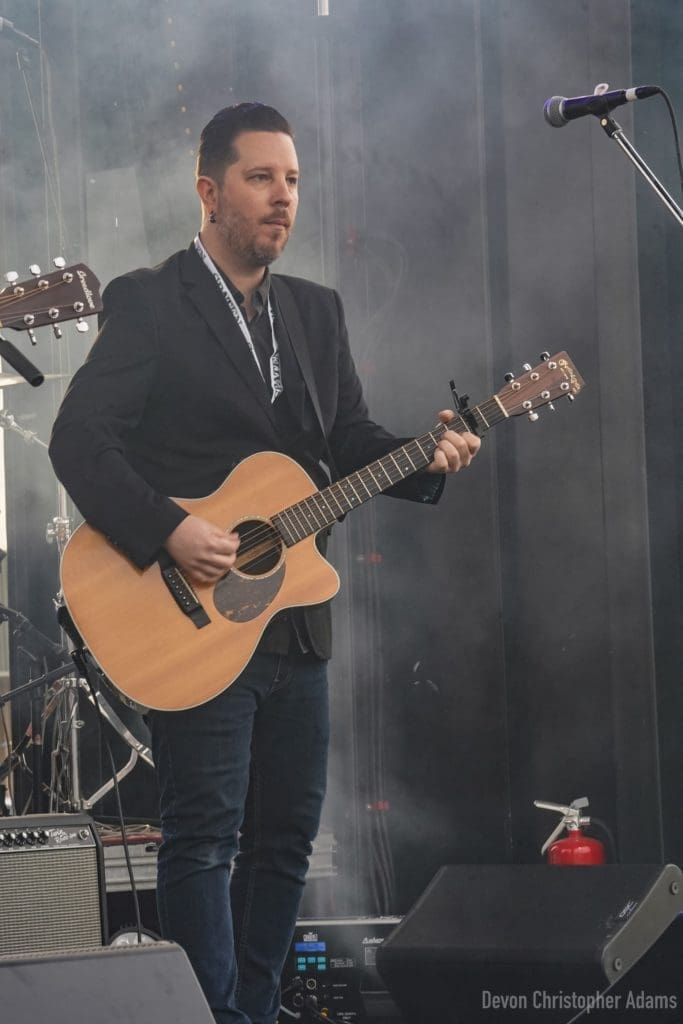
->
[0,845,103,955]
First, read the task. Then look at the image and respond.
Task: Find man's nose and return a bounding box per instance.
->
[271,177,293,204]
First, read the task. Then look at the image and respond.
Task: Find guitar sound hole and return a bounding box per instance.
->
[235,519,283,577]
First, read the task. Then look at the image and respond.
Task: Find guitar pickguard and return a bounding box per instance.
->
[213,562,286,622]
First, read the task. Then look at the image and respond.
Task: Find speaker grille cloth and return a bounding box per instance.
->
[0,847,102,954]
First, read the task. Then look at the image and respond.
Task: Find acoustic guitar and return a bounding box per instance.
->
[59,352,584,711]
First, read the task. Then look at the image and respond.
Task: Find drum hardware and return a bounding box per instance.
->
[83,670,153,768]
[76,667,153,812]
[0,659,77,814]
[0,620,153,814]
[0,404,93,815]
[0,491,152,813]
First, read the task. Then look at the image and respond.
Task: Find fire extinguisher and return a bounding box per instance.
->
[534,797,606,865]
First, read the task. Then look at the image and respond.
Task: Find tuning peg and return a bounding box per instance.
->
[52,325,63,340]
[522,363,532,372]
[567,394,575,403]
[4,271,18,285]
[539,351,550,361]
[548,402,556,412]
[528,411,539,422]
[29,264,41,277]
[504,372,515,383]
[27,329,38,346]
[76,318,89,333]
[52,256,66,269]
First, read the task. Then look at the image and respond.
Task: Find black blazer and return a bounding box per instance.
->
[49,243,442,656]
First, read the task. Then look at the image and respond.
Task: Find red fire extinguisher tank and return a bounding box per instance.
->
[547,825,606,865]
[535,797,606,865]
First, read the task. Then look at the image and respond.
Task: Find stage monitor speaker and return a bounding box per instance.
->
[376,864,683,1023]
[0,812,107,955]
[0,942,215,1023]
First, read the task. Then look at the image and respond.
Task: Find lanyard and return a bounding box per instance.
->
[193,235,283,403]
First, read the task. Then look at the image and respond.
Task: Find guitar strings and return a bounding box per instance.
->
[235,413,497,558]
[226,388,551,576]
[0,277,73,304]
[233,434,442,553]
[0,279,80,320]
[227,427,476,575]
[230,405,514,561]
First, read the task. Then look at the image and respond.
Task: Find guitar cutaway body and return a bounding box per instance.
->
[60,451,340,710]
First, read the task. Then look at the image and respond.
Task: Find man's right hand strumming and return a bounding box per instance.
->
[164,514,240,584]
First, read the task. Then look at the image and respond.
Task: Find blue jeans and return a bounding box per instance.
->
[149,652,329,1024]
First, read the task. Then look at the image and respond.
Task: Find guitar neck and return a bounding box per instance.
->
[272,396,505,546]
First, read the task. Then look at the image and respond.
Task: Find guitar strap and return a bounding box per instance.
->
[270,278,341,486]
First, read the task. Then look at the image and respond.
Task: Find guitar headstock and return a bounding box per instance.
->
[0,262,102,335]
[495,352,584,421]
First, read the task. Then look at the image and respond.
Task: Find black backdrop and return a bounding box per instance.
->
[0,0,681,913]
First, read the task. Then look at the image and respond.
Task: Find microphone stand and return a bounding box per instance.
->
[599,114,683,228]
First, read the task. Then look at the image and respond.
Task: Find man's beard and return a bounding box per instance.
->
[216,210,288,268]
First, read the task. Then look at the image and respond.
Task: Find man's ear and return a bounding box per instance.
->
[196,175,219,213]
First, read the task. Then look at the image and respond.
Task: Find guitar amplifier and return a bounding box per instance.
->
[0,813,107,955]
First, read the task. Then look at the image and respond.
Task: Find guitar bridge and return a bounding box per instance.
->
[159,560,210,629]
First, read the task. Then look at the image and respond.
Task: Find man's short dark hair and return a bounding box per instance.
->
[197,102,294,181]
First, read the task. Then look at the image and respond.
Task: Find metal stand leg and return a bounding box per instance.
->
[30,689,44,812]
[66,679,83,809]
[83,748,139,811]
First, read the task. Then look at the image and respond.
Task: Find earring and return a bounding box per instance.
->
[209,210,216,223]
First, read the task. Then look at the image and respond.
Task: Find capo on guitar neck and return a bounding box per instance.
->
[449,379,480,436]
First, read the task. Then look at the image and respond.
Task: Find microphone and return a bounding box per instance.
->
[0,337,44,386]
[544,85,659,127]
[0,605,69,661]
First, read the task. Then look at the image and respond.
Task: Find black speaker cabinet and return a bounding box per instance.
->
[0,942,215,1023]
[0,813,107,954]
[376,864,683,1023]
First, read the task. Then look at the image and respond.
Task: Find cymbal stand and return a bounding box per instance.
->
[46,485,85,810]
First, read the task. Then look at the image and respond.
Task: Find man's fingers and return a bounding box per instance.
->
[205,529,240,556]
[427,422,481,474]
[165,517,241,583]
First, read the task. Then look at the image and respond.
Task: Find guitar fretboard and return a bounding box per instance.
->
[271,399,504,546]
